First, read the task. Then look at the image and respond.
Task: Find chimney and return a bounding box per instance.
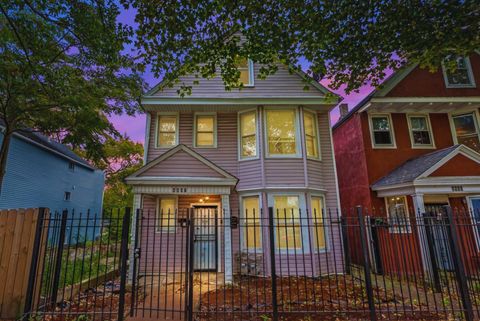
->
[339,103,349,119]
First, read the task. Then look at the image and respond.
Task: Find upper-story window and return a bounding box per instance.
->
[407,115,434,148]
[265,109,299,156]
[239,110,257,159]
[452,112,480,152]
[303,111,320,159]
[442,56,476,88]
[157,114,178,148]
[237,58,254,87]
[369,114,396,148]
[194,113,216,148]
[68,162,75,172]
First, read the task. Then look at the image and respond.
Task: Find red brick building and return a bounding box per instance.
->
[333,53,480,275]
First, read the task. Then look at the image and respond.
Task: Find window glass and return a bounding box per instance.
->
[159,198,176,230]
[371,116,393,146]
[274,195,302,250]
[453,113,480,152]
[444,57,475,87]
[311,196,326,250]
[409,116,432,145]
[157,115,177,147]
[242,196,261,250]
[266,110,297,155]
[195,115,215,147]
[237,58,252,86]
[304,111,319,158]
[387,197,410,233]
[240,111,257,158]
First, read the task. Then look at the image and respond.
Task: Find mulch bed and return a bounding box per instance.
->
[197,275,454,320]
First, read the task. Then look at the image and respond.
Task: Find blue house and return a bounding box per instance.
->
[0,125,105,222]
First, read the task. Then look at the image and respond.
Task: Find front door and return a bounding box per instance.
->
[193,206,218,271]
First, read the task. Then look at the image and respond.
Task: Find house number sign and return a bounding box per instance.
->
[172,187,188,193]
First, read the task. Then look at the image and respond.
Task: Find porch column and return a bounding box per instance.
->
[221,194,233,284]
[411,193,435,280]
[128,193,142,282]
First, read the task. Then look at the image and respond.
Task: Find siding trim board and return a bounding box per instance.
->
[142,97,336,106]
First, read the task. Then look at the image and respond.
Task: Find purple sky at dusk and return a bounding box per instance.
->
[110,8,378,144]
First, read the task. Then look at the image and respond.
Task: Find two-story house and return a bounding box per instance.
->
[126,61,342,281]
[333,53,480,275]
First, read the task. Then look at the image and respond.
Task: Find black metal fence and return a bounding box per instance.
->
[22,208,131,321]
[21,205,480,321]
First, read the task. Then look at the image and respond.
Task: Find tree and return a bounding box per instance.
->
[124,1,479,95]
[0,1,145,193]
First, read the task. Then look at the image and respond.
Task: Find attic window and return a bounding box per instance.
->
[68,162,75,172]
[64,192,71,201]
[442,56,476,88]
[237,58,254,87]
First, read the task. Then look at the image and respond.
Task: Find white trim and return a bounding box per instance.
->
[370,97,480,104]
[240,59,255,87]
[467,196,480,250]
[373,64,418,97]
[327,112,343,212]
[132,185,231,195]
[406,114,436,149]
[303,108,322,160]
[239,193,263,253]
[154,112,179,149]
[442,56,476,88]
[194,112,217,148]
[156,195,178,233]
[368,113,397,149]
[420,145,480,177]
[143,113,151,164]
[238,108,259,161]
[263,106,302,158]
[126,177,237,186]
[141,96,335,106]
[449,110,480,150]
[237,186,328,193]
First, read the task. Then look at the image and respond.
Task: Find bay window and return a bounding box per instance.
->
[265,109,298,156]
[452,112,480,153]
[239,111,257,159]
[274,195,302,250]
[195,114,216,147]
[304,111,320,158]
[242,196,262,250]
[157,114,178,147]
[311,196,326,250]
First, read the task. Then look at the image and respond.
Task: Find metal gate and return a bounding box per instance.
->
[424,204,454,271]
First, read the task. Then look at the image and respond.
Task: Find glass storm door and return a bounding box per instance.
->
[193,206,218,271]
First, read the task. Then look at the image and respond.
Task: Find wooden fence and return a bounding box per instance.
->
[0,208,46,320]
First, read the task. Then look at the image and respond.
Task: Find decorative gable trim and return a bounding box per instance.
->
[419,145,480,178]
[373,64,418,98]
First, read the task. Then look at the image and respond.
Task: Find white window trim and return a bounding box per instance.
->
[309,194,329,253]
[303,108,322,160]
[406,114,436,149]
[268,192,310,254]
[238,108,259,161]
[193,112,217,148]
[449,110,480,148]
[238,59,255,87]
[384,196,412,234]
[467,196,480,250]
[263,107,302,158]
[442,56,476,89]
[240,193,263,253]
[368,113,397,149]
[156,195,178,233]
[155,112,179,149]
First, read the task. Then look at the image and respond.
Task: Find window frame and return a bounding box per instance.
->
[156,195,178,233]
[449,110,480,151]
[385,196,411,234]
[238,108,259,161]
[64,191,71,201]
[442,56,476,89]
[268,192,309,254]
[263,107,302,158]
[240,193,263,252]
[193,112,217,148]
[237,59,255,87]
[155,112,179,148]
[310,194,328,252]
[303,109,322,160]
[368,113,397,149]
[407,114,435,149]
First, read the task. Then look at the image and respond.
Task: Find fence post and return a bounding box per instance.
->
[50,209,68,308]
[356,206,377,321]
[267,207,279,321]
[130,208,141,317]
[445,206,474,321]
[187,208,195,321]
[118,207,131,321]
[341,216,351,275]
[23,207,47,319]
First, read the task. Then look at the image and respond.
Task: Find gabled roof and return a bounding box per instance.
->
[0,120,95,170]
[126,144,238,186]
[371,145,480,189]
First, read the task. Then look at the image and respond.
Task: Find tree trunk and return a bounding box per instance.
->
[0,130,13,195]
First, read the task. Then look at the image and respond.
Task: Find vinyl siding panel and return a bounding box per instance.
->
[237,160,262,190]
[152,64,325,98]
[264,159,305,186]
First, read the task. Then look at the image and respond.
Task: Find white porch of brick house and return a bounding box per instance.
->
[128,184,235,283]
